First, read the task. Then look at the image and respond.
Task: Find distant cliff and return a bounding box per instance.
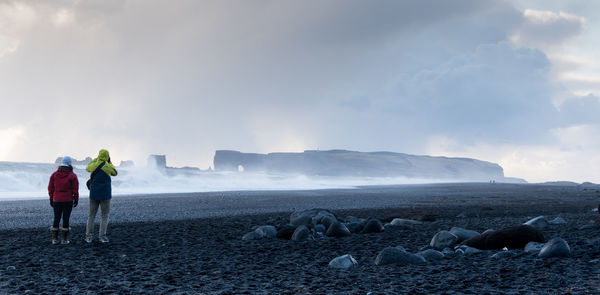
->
[214,150,508,181]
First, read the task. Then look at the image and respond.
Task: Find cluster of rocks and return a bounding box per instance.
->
[327,215,575,270]
[242,209,576,270]
[242,209,385,242]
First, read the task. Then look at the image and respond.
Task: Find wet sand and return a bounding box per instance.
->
[1,183,599,294]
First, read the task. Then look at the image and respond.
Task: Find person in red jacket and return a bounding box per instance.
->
[48,156,79,245]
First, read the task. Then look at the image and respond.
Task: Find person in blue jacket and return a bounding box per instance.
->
[85,149,118,243]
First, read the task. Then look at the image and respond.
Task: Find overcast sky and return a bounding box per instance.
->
[1,0,599,183]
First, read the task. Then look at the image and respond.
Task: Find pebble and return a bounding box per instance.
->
[328,254,358,270]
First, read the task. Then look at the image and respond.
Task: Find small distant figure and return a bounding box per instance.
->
[85,149,118,244]
[48,156,79,245]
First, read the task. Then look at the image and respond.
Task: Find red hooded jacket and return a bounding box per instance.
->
[48,166,79,202]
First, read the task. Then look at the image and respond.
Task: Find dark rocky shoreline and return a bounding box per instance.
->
[1,185,600,294]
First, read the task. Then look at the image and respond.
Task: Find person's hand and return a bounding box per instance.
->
[50,200,54,207]
[73,200,78,207]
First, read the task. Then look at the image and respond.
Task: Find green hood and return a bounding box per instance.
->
[97,149,110,162]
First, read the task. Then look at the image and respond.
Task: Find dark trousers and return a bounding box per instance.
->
[53,201,73,228]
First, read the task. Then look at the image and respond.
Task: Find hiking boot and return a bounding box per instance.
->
[99,236,110,243]
[50,227,60,245]
[85,236,93,244]
[60,227,71,244]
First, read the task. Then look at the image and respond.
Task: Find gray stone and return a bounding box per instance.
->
[242,231,263,241]
[291,225,311,241]
[320,215,338,229]
[328,254,358,270]
[538,237,571,258]
[360,218,384,234]
[290,215,312,228]
[346,221,366,234]
[449,227,480,243]
[255,225,277,238]
[549,217,567,225]
[490,251,516,259]
[454,245,483,255]
[313,210,337,225]
[242,225,277,240]
[524,242,544,255]
[389,218,423,227]
[375,247,426,265]
[290,209,335,227]
[524,216,549,230]
[417,249,444,261]
[430,230,458,250]
[326,221,351,237]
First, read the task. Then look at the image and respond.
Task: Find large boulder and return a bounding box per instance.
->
[290,209,336,227]
[326,221,352,238]
[345,221,366,234]
[375,247,426,265]
[430,231,458,250]
[461,225,544,250]
[360,218,384,234]
[320,215,338,229]
[276,224,297,240]
[416,249,444,261]
[538,238,571,258]
[291,225,311,241]
[523,216,549,230]
[328,254,358,270]
[449,227,480,243]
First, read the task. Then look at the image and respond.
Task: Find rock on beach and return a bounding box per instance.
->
[538,238,571,258]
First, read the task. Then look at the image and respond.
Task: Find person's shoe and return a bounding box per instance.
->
[60,227,71,244]
[99,236,110,243]
[85,236,93,244]
[50,227,60,245]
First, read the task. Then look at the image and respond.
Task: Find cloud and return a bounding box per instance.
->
[559,94,600,124]
[0,0,597,182]
[510,9,586,48]
[371,42,558,144]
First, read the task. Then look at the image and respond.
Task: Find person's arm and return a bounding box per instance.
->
[48,173,54,201]
[72,174,79,202]
[86,162,94,173]
[104,163,118,176]
[48,173,55,207]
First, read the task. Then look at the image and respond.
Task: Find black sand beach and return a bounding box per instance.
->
[1,183,599,294]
